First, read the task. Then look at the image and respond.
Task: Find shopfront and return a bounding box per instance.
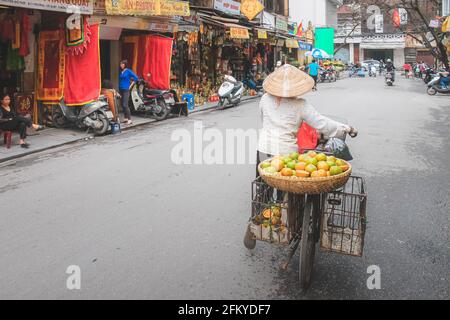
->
[170,10,258,105]
[0,0,99,124]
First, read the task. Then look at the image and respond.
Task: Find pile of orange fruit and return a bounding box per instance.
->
[260,151,350,178]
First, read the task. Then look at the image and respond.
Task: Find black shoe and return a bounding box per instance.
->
[20,143,30,149]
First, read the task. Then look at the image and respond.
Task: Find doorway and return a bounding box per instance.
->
[364,49,394,62]
[100,40,111,82]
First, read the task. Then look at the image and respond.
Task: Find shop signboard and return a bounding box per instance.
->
[305,29,314,44]
[160,1,190,16]
[105,0,160,15]
[261,11,275,30]
[104,0,189,16]
[299,41,312,51]
[150,23,178,33]
[315,28,334,55]
[276,39,285,47]
[276,16,288,33]
[0,0,93,14]
[241,0,264,21]
[230,27,250,39]
[257,29,268,39]
[286,39,299,49]
[214,0,241,16]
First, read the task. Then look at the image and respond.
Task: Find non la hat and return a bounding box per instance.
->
[263,64,315,98]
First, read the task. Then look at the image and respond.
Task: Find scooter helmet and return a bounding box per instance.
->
[386,59,392,63]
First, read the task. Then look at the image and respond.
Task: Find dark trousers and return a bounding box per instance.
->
[0,116,32,139]
[119,89,131,120]
[312,75,318,89]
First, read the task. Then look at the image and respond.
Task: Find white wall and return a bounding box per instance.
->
[290,0,338,27]
[290,0,326,26]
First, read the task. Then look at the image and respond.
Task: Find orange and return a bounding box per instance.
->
[296,170,310,177]
[281,168,294,176]
[307,151,317,158]
[305,164,318,173]
[335,159,346,166]
[327,171,331,177]
[306,157,318,166]
[311,170,327,178]
[295,162,306,171]
[329,166,343,176]
[316,153,327,162]
[340,164,350,172]
[271,159,285,172]
[317,161,330,171]
[298,154,309,163]
[317,169,328,177]
[262,209,272,219]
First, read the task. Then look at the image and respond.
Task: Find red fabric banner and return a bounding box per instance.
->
[64,24,101,106]
[141,35,173,90]
[392,8,401,28]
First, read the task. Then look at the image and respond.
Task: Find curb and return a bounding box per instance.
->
[0,96,261,164]
[190,95,261,114]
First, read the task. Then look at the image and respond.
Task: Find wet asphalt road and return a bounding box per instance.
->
[0,75,449,300]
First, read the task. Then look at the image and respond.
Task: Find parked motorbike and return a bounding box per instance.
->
[218,75,244,109]
[385,71,395,86]
[53,97,113,136]
[319,68,336,83]
[129,77,176,121]
[427,74,450,95]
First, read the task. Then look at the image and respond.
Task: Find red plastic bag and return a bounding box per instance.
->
[297,122,318,153]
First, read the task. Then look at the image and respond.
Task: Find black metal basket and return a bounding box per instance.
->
[320,176,367,257]
[249,178,294,244]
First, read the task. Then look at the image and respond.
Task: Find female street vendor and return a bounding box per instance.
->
[0,94,44,148]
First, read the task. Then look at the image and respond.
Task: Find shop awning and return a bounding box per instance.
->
[89,15,177,32]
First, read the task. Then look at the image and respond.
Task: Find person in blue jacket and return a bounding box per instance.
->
[119,60,138,125]
[307,59,319,91]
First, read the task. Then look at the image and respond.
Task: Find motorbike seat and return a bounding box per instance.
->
[146,94,158,99]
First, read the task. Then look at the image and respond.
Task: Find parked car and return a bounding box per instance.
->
[361,60,381,71]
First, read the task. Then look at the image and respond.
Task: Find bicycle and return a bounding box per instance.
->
[244,175,367,291]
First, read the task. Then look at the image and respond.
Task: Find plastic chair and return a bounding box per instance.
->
[182,94,195,111]
[1,130,12,149]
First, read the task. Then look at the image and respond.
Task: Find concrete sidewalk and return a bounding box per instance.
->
[0,95,260,163]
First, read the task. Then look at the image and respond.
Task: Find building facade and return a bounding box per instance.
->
[335,0,441,68]
[290,0,342,29]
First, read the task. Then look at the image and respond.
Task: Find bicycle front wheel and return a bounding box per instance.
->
[299,196,318,291]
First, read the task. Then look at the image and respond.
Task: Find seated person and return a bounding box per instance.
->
[101,79,120,121]
[439,64,450,89]
[0,94,44,148]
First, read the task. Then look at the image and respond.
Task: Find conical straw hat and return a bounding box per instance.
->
[263,64,314,98]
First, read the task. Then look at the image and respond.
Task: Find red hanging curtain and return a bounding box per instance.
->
[36,30,65,101]
[64,24,101,106]
[141,35,173,89]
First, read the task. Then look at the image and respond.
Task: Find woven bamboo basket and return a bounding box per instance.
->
[258,161,352,195]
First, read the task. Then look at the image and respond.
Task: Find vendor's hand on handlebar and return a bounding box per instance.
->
[349,127,358,138]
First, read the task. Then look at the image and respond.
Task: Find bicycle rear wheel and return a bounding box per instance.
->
[299,195,319,291]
